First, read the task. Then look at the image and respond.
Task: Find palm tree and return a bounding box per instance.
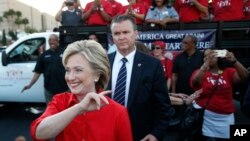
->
[8,9,16,30]
[2,29,7,46]
[3,9,17,30]
[0,16,3,23]
[22,18,29,28]
[15,11,22,30]
[15,11,22,19]
[3,11,10,30]
[15,18,22,29]
[0,16,3,26]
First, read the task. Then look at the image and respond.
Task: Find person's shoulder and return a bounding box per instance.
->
[58,47,66,52]
[75,8,82,12]
[148,7,154,11]
[137,51,161,63]
[44,49,52,54]
[61,10,67,14]
[113,0,122,5]
[52,92,76,104]
[102,0,112,6]
[174,51,185,59]
[195,50,204,55]
[106,98,127,110]
[108,51,116,59]
[53,92,72,99]
[39,50,50,58]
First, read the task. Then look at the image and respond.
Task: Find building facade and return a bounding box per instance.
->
[0,0,58,31]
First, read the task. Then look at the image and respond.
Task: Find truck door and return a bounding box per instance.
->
[0,38,46,103]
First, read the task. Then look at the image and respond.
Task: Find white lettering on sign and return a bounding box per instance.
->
[137,33,165,40]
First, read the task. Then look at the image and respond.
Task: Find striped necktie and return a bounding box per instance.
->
[113,58,128,105]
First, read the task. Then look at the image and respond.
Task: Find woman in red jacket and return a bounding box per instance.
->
[30,40,132,141]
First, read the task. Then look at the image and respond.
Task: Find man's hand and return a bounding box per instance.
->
[61,1,66,9]
[140,134,158,141]
[21,85,31,93]
[159,20,167,29]
[94,0,101,7]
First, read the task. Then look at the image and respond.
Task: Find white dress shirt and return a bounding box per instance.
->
[112,49,136,107]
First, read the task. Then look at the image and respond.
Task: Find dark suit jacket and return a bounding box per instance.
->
[108,51,174,141]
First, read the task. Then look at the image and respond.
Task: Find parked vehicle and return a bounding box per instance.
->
[0,32,58,103]
[0,47,6,52]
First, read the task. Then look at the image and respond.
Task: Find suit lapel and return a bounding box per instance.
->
[127,51,144,108]
[107,52,116,91]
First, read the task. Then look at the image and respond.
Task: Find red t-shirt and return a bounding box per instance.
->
[161,58,173,80]
[108,0,123,17]
[120,3,147,24]
[137,0,151,11]
[84,1,113,25]
[244,0,250,20]
[30,93,132,141]
[211,0,244,21]
[190,68,236,114]
[174,0,208,22]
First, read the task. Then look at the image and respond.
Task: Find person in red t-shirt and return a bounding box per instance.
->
[244,0,250,20]
[83,0,113,25]
[137,0,151,11]
[190,49,248,140]
[211,0,244,21]
[174,0,209,22]
[119,0,147,24]
[151,40,173,90]
[108,0,123,17]
[30,40,132,141]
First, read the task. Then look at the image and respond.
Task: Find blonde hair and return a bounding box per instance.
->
[63,40,110,89]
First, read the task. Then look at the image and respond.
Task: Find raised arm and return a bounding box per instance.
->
[192,0,209,17]
[35,91,110,139]
[55,2,65,22]
[226,51,249,84]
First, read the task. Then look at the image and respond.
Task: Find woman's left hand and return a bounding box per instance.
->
[225,50,237,63]
[77,90,111,114]
[184,89,203,105]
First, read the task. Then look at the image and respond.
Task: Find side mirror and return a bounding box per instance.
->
[2,50,8,66]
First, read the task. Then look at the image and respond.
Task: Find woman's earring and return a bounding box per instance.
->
[94,79,98,82]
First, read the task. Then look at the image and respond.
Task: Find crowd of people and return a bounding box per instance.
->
[55,0,250,28]
[20,0,250,141]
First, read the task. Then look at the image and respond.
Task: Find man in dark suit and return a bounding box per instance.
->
[108,14,174,141]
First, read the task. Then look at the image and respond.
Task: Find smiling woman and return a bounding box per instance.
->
[30,40,133,141]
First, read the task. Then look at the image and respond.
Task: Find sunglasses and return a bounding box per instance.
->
[65,2,74,6]
[151,46,161,50]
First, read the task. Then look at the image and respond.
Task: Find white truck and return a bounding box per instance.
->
[0,32,58,103]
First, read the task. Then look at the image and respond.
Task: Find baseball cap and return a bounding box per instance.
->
[153,41,166,49]
[65,0,74,3]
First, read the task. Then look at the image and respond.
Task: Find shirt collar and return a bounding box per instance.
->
[116,48,136,64]
[155,6,168,12]
[68,94,78,107]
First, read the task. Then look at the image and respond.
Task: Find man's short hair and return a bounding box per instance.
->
[111,14,137,31]
[185,35,197,45]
